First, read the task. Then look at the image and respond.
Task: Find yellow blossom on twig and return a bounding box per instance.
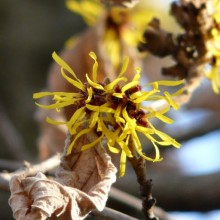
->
[66,0,156,69]
[206,0,220,93]
[66,0,103,25]
[34,52,184,177]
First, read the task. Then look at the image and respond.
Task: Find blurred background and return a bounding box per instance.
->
[0,0,220,219]
[0,0,86,218]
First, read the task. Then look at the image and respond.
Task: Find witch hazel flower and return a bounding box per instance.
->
[206,0,220,93]
[34,52,184,177]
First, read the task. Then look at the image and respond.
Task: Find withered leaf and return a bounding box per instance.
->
[9,128,117,220]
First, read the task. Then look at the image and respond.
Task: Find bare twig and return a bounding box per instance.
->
[129,156,158,220]
[0,154,173,219]
[138,0,217,107]
[110,187,175,220]
[0,159,23,172]
[110,187,142,211]
[0,153,60,190]
[151,170,220,211]
[164,112,220,142]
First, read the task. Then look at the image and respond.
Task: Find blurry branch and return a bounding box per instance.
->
[139,0,217,107]
[110,187,175,220]
[0,153,60,190]
[2,144,220,214]
[90,207,138,220]
[0,153,174,220]
[165,112,220,142]
[151,171,220,211]
[110,187,142,211]
[0,102,32,160]
[0,159,23,172]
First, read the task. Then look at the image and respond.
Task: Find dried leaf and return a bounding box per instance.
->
[56,131,116,194]
[9,127,117,220]
[9,173,72,220]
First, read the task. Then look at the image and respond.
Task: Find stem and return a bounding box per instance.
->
[129,156,158,220]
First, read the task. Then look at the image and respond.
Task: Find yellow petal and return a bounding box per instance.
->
[132,89,159,103]
[118,56,129,77]
[164,91,179,110]
[114,105,125,124]
[86,103,115,113]
[105,77,128,91]
[157,79,185,86]
[46,117,66,125]
[119,150,127,177]
[89,51,98,82]
[81,134,104,151]
[147,111,174,124]
[52,52,84,85]
[61,68,85,91]
[117,139,133,158]
[122,108,136,127]
[132,138,155,162]
[85,87,93,103]
[67,106,86,134]
[108,144,120,154]
[86,74,104,90]
[67,128,93,155]
[66,0,102,25]
[154,129,180,148]
[135,125,154,135]
[35,101,74,110]
[121,80,140,93]
[172,87,185,96]
[89,111,99,128]
[151,141,162,161]
[33,91,57,99]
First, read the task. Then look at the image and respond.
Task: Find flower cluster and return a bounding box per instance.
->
[66,0,156,69]
[206,0,220,93]
[34,52,183,176]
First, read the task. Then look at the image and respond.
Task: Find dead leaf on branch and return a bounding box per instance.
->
[9,127,117,220]
[56,130,117,197]
[9,173,72,220]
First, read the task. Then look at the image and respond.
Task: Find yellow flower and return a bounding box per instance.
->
[34,52,184,177]
[206,0,220,93]
[66,0,103,26]
[66,0,156,69]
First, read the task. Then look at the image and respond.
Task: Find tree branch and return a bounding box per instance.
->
[0,153,60,190]
[0,153,174,220]
[129,156,158,220]
[110,187,175,220]
[0,159,23,172]
[151,170,220,211]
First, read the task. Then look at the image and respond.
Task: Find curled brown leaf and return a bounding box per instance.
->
[9,128,117,220]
